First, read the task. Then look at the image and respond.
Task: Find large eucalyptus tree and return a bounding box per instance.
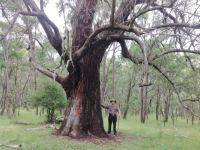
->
[2,0,200,138]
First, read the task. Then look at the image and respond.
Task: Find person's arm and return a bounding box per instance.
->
[101,104,109,109]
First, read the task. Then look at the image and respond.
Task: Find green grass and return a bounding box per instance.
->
[0,111,200,150]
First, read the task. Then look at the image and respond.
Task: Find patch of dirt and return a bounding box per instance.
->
[56,132,143,146]
[78,132,132,146]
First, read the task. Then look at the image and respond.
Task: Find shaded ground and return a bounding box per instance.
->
[74,132,139,146]
[54,130,143,146]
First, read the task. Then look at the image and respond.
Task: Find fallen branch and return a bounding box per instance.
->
[12,121,33,125]
[0,144,22,149]
[182,99,200,102]
[138,83,152,87]
[26,127,45,131]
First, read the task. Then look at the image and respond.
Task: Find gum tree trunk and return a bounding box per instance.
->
[57,0,107,137]
[58,51,107,137]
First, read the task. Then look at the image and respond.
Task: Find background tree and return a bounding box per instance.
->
[31,81,66,123]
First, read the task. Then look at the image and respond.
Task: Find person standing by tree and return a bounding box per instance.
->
[102,99,120,135]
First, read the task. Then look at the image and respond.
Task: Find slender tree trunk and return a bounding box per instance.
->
[171,109,175,127]
[0,45,12,116]
[123,78,134,119]
[164,89,171,122]
[156,85,160,120]
[191,104,194,125]
[140,72,148,123]
[111,49,116,98]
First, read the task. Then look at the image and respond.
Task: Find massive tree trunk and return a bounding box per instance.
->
[57,0,107,137]
[58,52,106,137]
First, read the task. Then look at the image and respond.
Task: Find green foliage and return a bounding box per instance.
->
[31,81,66,123]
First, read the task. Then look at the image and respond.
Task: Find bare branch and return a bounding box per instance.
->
[21,7,65,85]
[130,4,172,27]
[22,0,63,56]
[30,59,64,84]
[0,12,20,41]
[40,0,44,12]
[146,23,200,33]
[152,49,200,61]
[118,40,140,64]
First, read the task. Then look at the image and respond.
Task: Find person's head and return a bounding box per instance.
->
[110,99,117,105]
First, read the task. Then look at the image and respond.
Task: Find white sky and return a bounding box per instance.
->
[44,1,64,31]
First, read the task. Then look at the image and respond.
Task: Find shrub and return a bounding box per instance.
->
[32,81,66,123]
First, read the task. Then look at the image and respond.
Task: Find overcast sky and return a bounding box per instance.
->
[45,1,64,31]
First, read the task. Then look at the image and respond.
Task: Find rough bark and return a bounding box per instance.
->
[101,54,107,103]
[59,51,106,137]
[57,0,107,137]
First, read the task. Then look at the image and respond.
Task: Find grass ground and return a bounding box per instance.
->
[0,110,200,150]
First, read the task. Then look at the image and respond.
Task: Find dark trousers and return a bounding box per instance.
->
[108,113,117,134]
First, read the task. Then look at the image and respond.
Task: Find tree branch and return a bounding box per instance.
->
[22,9,65,85]
[118,40,140,64]
[40,0,44,12]
[22,0,63,56]
[0,12,20,41]
[182,99,200,102]
[146,23,200,32]
[30,59,64,84]
[152,49,200,61]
